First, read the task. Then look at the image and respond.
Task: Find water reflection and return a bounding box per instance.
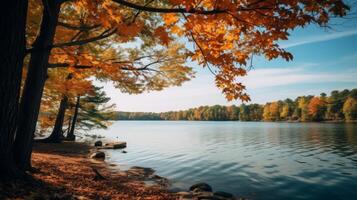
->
[91,121,357,200]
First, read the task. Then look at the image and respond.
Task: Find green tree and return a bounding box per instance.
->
[239,104,250,121]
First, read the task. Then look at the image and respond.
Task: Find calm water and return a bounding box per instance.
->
[90,121,357,200]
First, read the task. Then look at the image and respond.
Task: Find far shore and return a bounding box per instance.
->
[113,119,357,123]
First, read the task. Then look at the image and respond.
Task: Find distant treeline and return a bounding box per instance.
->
[113,89,357,122]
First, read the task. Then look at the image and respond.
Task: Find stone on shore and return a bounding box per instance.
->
[90,151,105,159]
[189,182,213,192]
[98,141,127,149]
[176,191,193,198]
[177,182,237,200]
[127,166,155,177]
[94,141,102,147]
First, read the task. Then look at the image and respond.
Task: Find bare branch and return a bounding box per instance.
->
[58,22,100,31]
[113,0,226,14]
[52,28,117,48]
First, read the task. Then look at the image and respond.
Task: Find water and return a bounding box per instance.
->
[90,121,357,200]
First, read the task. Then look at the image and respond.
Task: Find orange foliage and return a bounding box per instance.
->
[28,0,349,102]
[308,97,326,116]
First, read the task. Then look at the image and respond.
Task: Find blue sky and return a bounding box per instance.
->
[102,15,357,112]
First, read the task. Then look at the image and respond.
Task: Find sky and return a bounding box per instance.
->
[101,12,357,112]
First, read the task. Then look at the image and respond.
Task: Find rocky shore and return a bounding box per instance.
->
[91,140,243,200]
[1,141,243,200]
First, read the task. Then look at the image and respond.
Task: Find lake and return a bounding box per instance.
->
[90,121,357,200]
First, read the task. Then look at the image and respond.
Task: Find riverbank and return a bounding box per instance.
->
[0,142,176,200]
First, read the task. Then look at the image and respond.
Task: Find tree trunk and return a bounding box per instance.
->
[67,116,72,135]
[42,96,68,143]
[0,0,28,181]
[13,0,61,171]
[67,96,80,141]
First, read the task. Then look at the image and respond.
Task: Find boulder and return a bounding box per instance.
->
[194,191,214,199]
[176,191,193,198]
[90,151,105,159]
[100,141,127,149]
[128,166,155,177]
[189,182,213,192]
[94,141,102,147]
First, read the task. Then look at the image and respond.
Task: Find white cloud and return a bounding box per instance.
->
[281,29,357,48]
[242,67,357,89]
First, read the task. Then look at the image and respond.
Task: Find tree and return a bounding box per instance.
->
[14,0,63,171]
[16,0,194,168]
[298,97,310,122]
[0,0,350,178]
[308,97,326,121]
[36,68,93,142]
[325,90,349,120]
[249,104,263,121]
[269,102,281,121]
[239,104,250,121]
[227,105,240,121]
[0,0,28,180]
[280,99,294,120]
[71,87,115,133]
[343,97,357,121]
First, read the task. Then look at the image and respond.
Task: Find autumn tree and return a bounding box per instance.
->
[280,99,294,120]
[0,0,350,179]
[15,0,194,170]
[308,97,326,121]
[297,97,310,122]
[263,103,270,121]
[227,105,240,121]
[343,97,357,121]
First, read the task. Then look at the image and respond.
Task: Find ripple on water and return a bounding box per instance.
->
[97,121,357,200]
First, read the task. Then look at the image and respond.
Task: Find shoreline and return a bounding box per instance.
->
[1,141,241,200]
[112,119,357,124]
[1,141,176,200]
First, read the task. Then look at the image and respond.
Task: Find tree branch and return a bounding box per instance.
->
[112,0,226,14]
[58,22,100,31]
[48,62,159,72]
[26,28,117,54]
[52,28,117,48]
[112,0,275,14]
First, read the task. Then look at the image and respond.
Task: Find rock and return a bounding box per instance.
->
[94,141,102,147]
[214,191,234,199]
[128,166,155,177]
[189,182,213,192]
[179,198,194,200]
[198,197,221,200]
[90,151,105,159]
[176,191,193,198]
[100,142,127,149]
[122,150,127,153]
[194,191,214,199]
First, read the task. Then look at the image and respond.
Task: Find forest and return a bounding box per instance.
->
[114,88,357,122]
